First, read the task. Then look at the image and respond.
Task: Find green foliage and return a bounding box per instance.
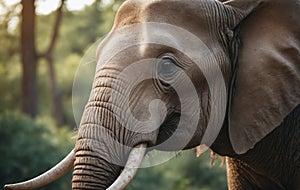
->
[55,1,105,57]
[0,112,75,190]
[0,7,21,113]
[0,19,19,63]
[0,56,21,113]
[128,150,227,190]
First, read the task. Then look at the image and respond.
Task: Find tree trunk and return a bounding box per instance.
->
[46,55,63,127]
[21,0,38,117]
[44,0,65,127]
[20,0,65,126]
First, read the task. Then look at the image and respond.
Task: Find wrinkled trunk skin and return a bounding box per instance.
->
[72,126,119,189]
[72,105,128,189]
[72,150,119,189]
[72,72,135,189]
[72,82,125,189]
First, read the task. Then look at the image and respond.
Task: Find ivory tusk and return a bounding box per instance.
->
[4,149,75,190]
[107,143,147,190]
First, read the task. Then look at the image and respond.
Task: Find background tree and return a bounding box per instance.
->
[21,0,38,117]
[41,0,65,127]
[21,0,65,127]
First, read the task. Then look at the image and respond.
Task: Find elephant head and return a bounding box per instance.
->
[5,0,300,189]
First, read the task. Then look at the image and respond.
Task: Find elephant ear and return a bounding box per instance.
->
[223,0,300,154]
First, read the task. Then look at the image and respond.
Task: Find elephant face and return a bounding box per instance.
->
[85,0,234,149]
[88,31,221,150]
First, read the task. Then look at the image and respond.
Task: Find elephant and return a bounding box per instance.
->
[5,0,300,189]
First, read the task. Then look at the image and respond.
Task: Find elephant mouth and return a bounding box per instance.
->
[155,112,180,147]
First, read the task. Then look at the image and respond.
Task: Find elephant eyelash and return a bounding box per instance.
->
[159,53,183,68]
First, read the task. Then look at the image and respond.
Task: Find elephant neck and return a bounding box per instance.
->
[237,104,300,188]
[212,104,300,188]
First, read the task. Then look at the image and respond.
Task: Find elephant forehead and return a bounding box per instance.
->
[98,25,179,59]
[94,0,226,71]
[96,22,210,67]
[95,27,176,71]
[112,0,216,33]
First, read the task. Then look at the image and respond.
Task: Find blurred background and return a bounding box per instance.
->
[0,0,227,189]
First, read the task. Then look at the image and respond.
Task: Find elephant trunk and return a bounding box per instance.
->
[72,140,146,190]
[72,119,122,189]
[72,94,149,190]
[72,144,120,189]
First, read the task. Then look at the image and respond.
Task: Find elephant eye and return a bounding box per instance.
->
[157,57,180,82]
